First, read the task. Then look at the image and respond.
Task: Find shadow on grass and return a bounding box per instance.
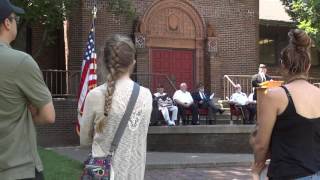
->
[38,147,83,180]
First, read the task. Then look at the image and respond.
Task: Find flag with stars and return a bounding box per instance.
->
[76,21,97,134]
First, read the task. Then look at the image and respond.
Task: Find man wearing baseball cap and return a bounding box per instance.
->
[0,0,55,179]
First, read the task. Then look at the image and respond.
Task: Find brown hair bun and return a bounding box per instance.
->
[289,29,311,48]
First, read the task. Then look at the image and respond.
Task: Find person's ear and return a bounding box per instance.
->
[2,18,12,30]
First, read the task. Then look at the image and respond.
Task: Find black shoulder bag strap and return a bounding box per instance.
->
[108,82,140,155]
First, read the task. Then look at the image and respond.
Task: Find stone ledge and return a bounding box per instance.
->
[148,125,255,134]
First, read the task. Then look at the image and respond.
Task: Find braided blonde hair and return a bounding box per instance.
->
[96,34,136,133]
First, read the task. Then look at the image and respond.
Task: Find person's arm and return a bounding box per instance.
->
[29,103,55,124]
[173,91,184,105]
[15,56,55,124]
[251,74,260,88]
[209,92,215,100]
[144,90,153,130]
[80,91,96,146]
[187,92,194,106]
[250,89,279,175]
[265,74,272,81]
[192,92,202,104]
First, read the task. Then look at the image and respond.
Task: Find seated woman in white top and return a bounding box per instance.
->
[80,35,152,180]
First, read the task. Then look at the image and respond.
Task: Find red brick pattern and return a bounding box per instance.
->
[67,0,259,97]
[36,99,79,147]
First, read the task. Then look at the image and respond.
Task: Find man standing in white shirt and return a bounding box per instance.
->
[173,82,199,125]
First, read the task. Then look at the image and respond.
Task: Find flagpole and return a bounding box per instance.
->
[91,0,97,87]
[75,0,98,136]
[92,0,97,41]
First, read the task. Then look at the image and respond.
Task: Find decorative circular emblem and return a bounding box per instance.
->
[168,14,179,31]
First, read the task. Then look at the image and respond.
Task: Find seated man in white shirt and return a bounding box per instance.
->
[154,85,178,126]
[230,84,256,124]
[173,82,199,125]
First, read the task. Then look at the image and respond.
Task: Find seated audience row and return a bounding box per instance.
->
[153,82,224,126]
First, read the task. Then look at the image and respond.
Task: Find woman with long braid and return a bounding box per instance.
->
[80,34,152,180]
[251,29,320,180]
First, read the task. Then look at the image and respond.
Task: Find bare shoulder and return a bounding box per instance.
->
[266,86,290,114]
[266,87,286,99]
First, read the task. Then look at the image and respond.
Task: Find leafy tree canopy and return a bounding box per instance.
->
[282,0,320,48]
[11,0,135,57]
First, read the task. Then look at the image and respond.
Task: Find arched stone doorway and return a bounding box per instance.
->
[136,0,205,93]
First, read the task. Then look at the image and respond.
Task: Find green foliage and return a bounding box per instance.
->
[12,0,75,46]
[282,0,320,48]
[106,0,136,19]
[11,0,136,57]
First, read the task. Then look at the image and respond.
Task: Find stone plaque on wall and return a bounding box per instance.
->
[207,37,218,54]
[135,33,146,48]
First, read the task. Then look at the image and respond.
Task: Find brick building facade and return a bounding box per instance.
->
[68,0,259,96]
[32,0,320,146]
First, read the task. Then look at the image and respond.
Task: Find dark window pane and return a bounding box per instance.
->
[311,47,319,66]
[260,38,276,64]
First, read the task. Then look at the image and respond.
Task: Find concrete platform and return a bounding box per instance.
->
[147,125,255,153]
[148,125,254,134]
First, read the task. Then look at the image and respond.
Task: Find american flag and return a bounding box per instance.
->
[76,22,97,134]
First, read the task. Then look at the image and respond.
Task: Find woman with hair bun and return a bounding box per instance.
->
[251,29,320,180]
[80,34,152,180]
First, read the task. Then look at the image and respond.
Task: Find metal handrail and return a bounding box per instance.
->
[42,70,177,98]
[223,74,320,100]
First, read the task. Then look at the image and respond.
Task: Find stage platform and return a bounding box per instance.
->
[147,125,255,153]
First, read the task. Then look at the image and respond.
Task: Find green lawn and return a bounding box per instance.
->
[38,147,83,180]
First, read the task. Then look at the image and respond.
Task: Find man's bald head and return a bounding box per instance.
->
[180,82,188,92]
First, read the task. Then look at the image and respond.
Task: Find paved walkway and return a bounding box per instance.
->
[145,166,252,180]
[48,146,253,169]
[48,146,254,179]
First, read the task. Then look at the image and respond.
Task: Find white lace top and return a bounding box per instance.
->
[80,79,152,180]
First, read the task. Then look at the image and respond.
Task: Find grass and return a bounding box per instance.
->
[38,147,83,180]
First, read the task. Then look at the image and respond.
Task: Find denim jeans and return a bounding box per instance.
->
[294,171,320,180]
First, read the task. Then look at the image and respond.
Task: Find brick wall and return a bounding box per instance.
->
[37,99,79,147]
[67,0,259,98]
[148,133,252,153]
[198,0,259,96]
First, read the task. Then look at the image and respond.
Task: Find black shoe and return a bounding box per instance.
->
[219,109,225,114]
[192,121,200,125]
[249,121,255,124]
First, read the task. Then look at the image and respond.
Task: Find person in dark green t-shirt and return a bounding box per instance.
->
[0,0,55,179]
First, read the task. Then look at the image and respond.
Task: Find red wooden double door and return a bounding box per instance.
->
[151,49,194,94]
